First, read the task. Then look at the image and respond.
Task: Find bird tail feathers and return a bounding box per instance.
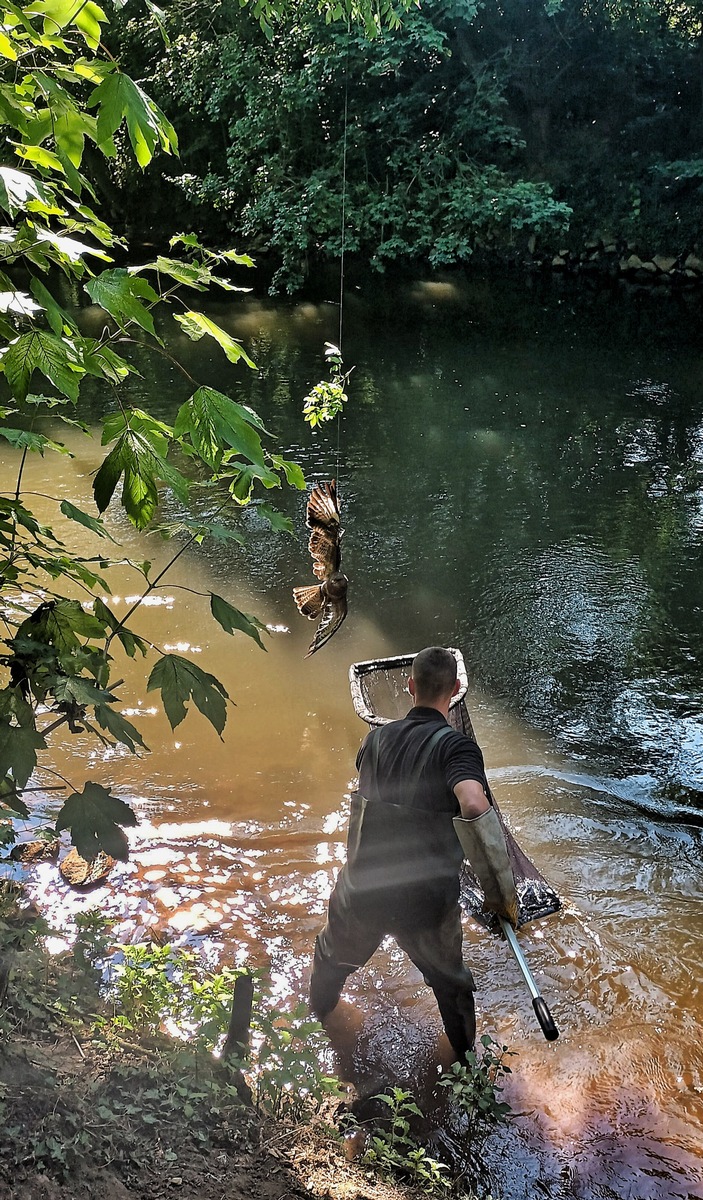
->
[293,584,324,619]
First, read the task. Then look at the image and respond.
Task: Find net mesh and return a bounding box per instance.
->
[349,652,561,927]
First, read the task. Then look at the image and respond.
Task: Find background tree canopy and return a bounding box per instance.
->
[108,0,703,291]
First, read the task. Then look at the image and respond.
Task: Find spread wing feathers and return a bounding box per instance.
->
[304,596,348,658]
[309,526,340,579]
[293,584,325,620]
[294,480,347,657]
[306,481,341,581]
[307,480,340,530]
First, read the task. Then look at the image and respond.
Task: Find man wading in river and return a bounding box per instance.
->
[310,646,519,1061]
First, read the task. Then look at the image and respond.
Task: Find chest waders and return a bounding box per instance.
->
[310,723,479,1060]
[345,724,457,879]
[347,652,561,1042]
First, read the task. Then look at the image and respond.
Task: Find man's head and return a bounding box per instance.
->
[408,646,459,710]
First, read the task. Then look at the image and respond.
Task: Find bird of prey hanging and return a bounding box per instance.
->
[293,480,348,657]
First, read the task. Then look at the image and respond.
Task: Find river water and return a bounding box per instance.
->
[4,274,703,1198]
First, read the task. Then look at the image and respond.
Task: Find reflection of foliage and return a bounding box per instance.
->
[252,282,703,802]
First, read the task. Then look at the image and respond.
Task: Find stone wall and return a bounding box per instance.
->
[538,238,703,285]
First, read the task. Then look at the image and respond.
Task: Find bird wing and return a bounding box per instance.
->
[306,481,341,581]
[304,594,348,658]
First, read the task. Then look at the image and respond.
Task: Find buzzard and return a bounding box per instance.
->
[293,480,348,657]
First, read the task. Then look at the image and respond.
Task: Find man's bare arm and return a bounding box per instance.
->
[453,779,490,819]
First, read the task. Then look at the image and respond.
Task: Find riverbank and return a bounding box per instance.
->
[0,1030,408,1200]
[0,883,496,1200]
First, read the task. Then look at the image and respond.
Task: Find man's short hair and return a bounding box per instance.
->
[411,646,457,702]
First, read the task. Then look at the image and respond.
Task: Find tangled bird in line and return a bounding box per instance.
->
[293,480,348,657]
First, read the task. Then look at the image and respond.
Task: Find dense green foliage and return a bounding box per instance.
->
[109,0,703,291]
[0,0,314,861]
[111,0,569,290]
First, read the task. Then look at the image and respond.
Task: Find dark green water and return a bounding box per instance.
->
[106,271,703,820]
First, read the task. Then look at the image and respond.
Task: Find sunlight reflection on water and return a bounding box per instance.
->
[4,286,703,1198]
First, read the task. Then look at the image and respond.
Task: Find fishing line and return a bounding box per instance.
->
[335,24,350,481]
[338,26,349,356]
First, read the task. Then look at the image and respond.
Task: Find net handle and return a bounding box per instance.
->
[349,648,469,726]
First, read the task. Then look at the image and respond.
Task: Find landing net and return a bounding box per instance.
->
[349,650,561,927]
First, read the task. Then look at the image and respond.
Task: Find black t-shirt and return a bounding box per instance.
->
[344,707,488,920]
[356,707,488,813]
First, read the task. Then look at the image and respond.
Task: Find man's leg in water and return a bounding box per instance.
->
[310,871,383,1020]
[394,904,476,1062]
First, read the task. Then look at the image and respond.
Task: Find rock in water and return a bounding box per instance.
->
[10,839,60,863]
[59,848,115,888]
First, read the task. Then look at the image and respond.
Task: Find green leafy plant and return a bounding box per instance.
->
[439,1034,514,1136]
[1,917,342,1178]
[343,1039,514,1195]
[109,942,244,1042]
[359,1086,450,1194]
[99,939,341,1121]
[302,342,352,428]
[250,998,342,1119]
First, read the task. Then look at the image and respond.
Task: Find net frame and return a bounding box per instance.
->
[349,648,469,729]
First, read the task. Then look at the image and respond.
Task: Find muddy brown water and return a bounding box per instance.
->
[3,277,703,1198]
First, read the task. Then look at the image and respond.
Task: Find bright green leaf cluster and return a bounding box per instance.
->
[302,378,347,428]
[302,342,351,428]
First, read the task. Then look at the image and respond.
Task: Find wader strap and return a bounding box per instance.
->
[364,723,453,804]
[366,726,382,777]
